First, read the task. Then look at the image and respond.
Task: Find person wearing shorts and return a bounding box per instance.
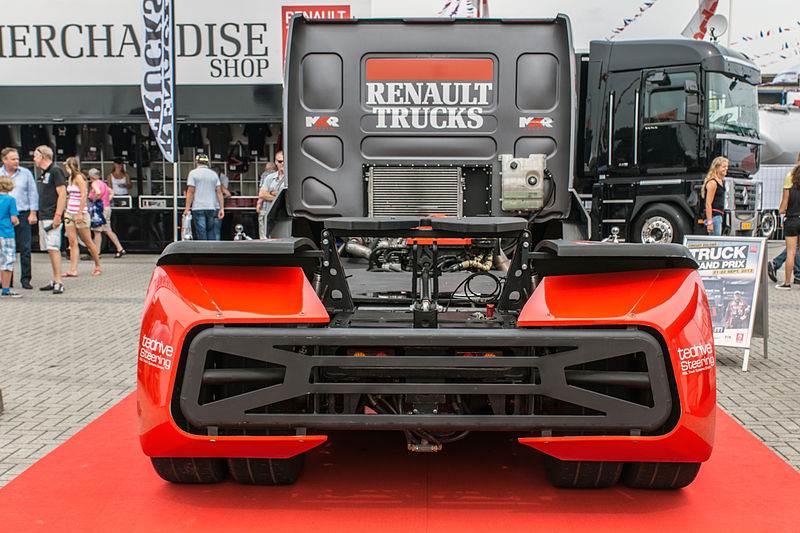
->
[33,146,67,294]
[88,168,125,257]
[0,175,22,298]
[62,157,102,277]
[776,163,800,289]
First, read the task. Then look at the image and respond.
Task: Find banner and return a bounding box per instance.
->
[141,0,175,163]
[681,0,719,40]
[683,235,767,349]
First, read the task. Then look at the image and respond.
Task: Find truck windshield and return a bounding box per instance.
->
[707,72,759,136]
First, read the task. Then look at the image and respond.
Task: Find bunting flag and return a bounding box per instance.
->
[681,0,719,40]
[140,0,175,163]
[439,0,478,18]
[607,1,659,40]
[732,21,800,46]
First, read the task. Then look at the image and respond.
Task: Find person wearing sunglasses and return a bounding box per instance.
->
[256,150,284,239]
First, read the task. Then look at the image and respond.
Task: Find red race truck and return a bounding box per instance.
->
[138,15,715,489]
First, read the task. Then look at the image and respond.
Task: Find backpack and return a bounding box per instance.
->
[227,141,250,174]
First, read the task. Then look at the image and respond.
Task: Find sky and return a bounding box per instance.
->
[370,0,800,75]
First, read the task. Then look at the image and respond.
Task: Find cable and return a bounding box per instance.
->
[528,168,556,224]
[464,271,501,305]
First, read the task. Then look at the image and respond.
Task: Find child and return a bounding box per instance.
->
[0,175,21,298]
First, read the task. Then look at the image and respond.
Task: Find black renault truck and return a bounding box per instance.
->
[575,39,763,243]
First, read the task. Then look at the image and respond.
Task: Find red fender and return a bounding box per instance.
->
[137,265,329,458]
[517,268,715,462]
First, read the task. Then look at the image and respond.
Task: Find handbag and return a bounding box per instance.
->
[181,211,193,240]
[89,199,106,228]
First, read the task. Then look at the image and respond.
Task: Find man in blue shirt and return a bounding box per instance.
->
[1,147,38,289]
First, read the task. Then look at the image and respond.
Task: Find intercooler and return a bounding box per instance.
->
[368,166,463,217]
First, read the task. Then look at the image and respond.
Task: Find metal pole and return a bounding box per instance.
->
[172,0,178,242]
[727,0,732,47]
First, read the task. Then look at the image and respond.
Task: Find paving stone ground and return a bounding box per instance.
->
[1,243,799,488]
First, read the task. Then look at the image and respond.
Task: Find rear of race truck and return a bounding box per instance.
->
[138,15,716,489]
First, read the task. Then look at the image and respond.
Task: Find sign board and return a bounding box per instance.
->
[683,235,769,370]
[0,0,370,86]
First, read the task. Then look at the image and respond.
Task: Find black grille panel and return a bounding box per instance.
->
[173,326,678,437]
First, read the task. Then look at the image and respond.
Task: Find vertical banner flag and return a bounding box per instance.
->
[681,0,719,40]
[141,0,175,163]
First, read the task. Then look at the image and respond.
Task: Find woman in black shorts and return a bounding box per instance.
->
[777,164,800,289]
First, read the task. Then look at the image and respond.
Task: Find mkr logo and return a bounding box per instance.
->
[519,117,554,129]
[305,116,340,129]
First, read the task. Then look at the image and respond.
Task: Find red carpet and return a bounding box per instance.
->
[1,393,799,532]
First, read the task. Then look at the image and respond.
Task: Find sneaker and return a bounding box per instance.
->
[52,283,64,294]
[21,282,33,290]
[0,290,22,298]
[767,262,777,282]
[40,281,55,291]
[775,283,791,290]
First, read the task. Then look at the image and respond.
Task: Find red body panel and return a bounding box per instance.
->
[137,265,329,458]
[138,264,714,463]
[517,268,716,462]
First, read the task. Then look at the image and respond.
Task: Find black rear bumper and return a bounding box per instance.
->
[174,325,676,435]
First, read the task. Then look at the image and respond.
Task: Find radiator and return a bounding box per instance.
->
[368,166,463,217]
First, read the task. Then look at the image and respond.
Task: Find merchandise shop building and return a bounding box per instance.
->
[0,1,370,249]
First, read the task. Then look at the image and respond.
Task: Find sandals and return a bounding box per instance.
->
[114,249,127,258]
[62,272,78,278]
[92,268,102,276]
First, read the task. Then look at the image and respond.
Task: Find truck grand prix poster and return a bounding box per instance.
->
[683,236,767,348]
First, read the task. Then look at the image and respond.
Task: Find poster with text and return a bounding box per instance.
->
[683,236,767,348]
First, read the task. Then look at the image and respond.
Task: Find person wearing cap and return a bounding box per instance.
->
[183,153,224,240]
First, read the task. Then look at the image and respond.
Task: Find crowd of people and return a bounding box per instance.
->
[1,145,286,297]
[0,145,127,297]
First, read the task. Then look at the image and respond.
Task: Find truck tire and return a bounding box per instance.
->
[622,461,701,489]
[543,456,623,488]
[632,204,690,244]
[227,455,306,485]
[150,457,228,484]
[759,211,778,239]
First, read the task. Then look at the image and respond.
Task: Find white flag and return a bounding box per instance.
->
[140,0,175,163]
[681,0,719,40]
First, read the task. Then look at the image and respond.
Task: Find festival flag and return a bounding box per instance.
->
[681,0,719,40]
[140,0,175,163]
[607,0,660,40]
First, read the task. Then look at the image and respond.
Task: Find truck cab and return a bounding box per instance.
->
[575,40,763,243]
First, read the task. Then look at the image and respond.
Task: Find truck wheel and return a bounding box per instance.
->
[150,457,228,484]
[633,204,689,244]
[622,462,701,489]
[759,211,777,239]
[543,456,623,488]
[227,455,306,485]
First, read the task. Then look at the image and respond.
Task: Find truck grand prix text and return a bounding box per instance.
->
[689,244,748,270]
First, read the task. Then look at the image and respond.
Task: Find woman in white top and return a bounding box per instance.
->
[106,158,132,195]
[63,157,102,277]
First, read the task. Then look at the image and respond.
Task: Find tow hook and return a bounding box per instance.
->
[408,440,443,453]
